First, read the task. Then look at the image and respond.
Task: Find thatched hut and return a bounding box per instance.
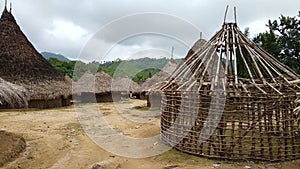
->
[0,6,71,108]
[142,59,178,92]
[0,78,28,108]
[111,77,141,100]
[74,71,113,103]
[160,12,300,161]
[65,75,73,84]
[141,59,178,107]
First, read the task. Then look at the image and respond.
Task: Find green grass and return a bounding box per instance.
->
[133,106,150,111]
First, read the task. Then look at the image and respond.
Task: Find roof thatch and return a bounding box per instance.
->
[0,77,28,108]
[185,39,207,60]
[112,77,141,92]
[65,75,73,84]
[141,59,178,91]
[73,71,112,94]
[96,71,113,93]
[0,7,71,100]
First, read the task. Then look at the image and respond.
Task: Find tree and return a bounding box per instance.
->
[253,30,282,59]
[253,11,300,73]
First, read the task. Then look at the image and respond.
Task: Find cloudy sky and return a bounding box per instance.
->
[2,0,300,62]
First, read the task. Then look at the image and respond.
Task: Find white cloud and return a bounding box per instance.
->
[46,19,88,42]
[242,19,270,38]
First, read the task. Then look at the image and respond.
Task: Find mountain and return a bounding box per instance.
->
[47,57,183,82]
[41,52,70,62]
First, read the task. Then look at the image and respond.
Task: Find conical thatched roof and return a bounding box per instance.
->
[95,71,112,93]
[185,39,207,60]
[112,77,141,92]
[73,71,95,94]
[65,75,73,84]
[141,59,178,91]
[0,7,71,100]
[0,77,28,108]
[74,71,112,94]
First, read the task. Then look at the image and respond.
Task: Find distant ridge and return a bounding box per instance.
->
[41,52,70,62]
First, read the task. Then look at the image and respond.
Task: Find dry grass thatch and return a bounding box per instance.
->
[112,77,141,92]
[73,71,112,94]
[0,7,71,101]
[160,19,300,161]
[141,59,178,92]
[0,78,28,108]
[65,75,73,84]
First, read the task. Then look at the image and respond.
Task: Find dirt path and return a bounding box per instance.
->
[0,100,299,169]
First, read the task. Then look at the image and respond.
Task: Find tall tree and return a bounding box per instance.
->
[253,11,300,73]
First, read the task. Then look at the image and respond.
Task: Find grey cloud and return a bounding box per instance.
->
[3,0,300,61]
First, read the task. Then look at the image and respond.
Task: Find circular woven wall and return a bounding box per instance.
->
[161,83,300,161]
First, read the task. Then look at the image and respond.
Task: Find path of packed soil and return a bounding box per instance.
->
[0,100,299,169]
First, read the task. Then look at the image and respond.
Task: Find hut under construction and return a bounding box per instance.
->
[0,5,71,108]
[74,71,113,103]
[160,8,300,161]
[0,77,28,108]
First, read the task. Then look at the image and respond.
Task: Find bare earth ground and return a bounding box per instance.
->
[0,131,26,167]
[0,99,300,169]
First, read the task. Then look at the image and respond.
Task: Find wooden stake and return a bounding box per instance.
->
[224,5,229,24]
[234,7,237,24]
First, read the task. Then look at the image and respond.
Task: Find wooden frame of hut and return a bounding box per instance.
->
[160,7,300,161]
[0,5,71,108]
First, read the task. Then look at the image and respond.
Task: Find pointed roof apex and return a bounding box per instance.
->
[1,0,11,14]
[4,0,7,10]
[223,5,237,25]
[1,0,15,22]
[9,2,12,13]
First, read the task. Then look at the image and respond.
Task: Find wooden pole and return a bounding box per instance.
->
[234,7,237,24]
[224,5,229,24]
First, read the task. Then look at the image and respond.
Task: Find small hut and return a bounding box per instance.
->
[0,6,71,108]
[112,77,141,100]
[0,78,28,108]
[160,9,300,161]
[142,59,178,92]
[141,59,178,107]
[74,71,113,103]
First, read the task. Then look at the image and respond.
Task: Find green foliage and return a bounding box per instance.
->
[47,58,99,81]
[244,27,250,38]
[253,30,282,58]
[253,11,300,74]
[132,68,160,83]
[48,57,181,83]
[48,58,75,78]
[110,57,169,79]
[99,60,122,77]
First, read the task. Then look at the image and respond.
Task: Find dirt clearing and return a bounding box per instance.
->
[0,100,299,169]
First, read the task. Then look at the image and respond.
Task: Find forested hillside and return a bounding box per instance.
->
[48,57,181,82]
